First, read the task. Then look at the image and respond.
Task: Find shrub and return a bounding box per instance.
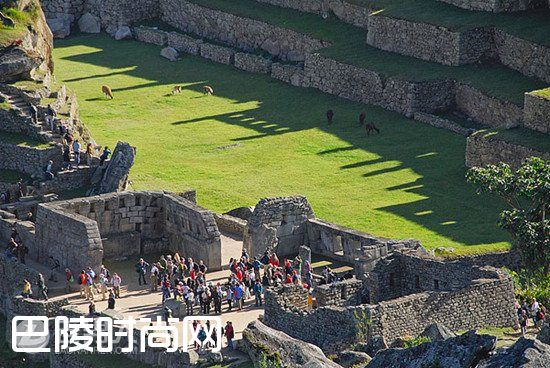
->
[509,268,550,308]
[402,335,431,348]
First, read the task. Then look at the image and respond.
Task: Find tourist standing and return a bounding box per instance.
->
[107,290,116,309]
[99,146,111,166]
[135,258,149,286]
[65,268,73,293]
[46,104,56,131]
[253,280,263,307]
[224,321,234,349]
[29,103,38,124]
[112,272,122,298]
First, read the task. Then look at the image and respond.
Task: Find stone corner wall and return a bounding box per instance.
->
[465,132,550,168]
[524,92,550,134]
[455,83,523,128]
[437,0,546,13]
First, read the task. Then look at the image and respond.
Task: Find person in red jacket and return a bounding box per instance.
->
[224,321,235,349]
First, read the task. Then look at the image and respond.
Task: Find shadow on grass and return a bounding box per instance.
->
[54,34,510,248]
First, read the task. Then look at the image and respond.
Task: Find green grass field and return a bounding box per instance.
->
[52,34,512,255]
[184,0,546,105]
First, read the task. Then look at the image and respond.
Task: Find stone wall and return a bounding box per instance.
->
[199,43,235,65]
[306,218,419,264]
[0,143,62,176]
[494,30,550,84]
[465,132,550,169]
[256,0,371,28]
[524,91,550,134]
[214,213,246,236]
[33,191,223,275]
[437,0,546,12]
[159,0,329,62]
[367,15,495,66]
[163,193,222,270]
[243,196,314,257]
[316,278,365,307]
[133,26,168,46]
[455,83,523,128]
[413,112,476,136]
[167,31,203,55]
[303,54,455,117]
[0,109,49,143]
[264,252,517,351]
[234,53,273,74]
[35,201,103,274]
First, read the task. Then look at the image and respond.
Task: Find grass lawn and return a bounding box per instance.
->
[53,33,512,255]
[0,2,40,46]
[185,0,546,105]
[531,87,550,100]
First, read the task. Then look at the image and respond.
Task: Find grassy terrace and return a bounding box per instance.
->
[350,0,550,45]
[54,34,512,255]
[186,0,546,105]
[0,3,39,46]
[0,131,52,149]
[531,87,550,100]
[476,128,550,153]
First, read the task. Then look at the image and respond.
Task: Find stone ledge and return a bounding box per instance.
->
[413,112,476,136]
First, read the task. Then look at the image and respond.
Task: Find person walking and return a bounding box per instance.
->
[85,273,95,301]
[150,263,159,292]
[98,273,108,300]
[29,103,38,124]
[78,270,86,297]
[46,104,56,131]
[21,279,32,298]
[37,273,48,301]
[135,258,149,286]
[85,143,95,166]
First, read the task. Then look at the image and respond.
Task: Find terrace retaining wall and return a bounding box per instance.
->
[0,143,62,176]
[465,133,550,168]
[455,83,523,129]
[367,15,494,66]
[524,92,550,134]
[159,0,329,62]
[437,0,546,12]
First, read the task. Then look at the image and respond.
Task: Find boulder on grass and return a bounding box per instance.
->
[160,47,179,61]
[78,12,100,33]
[115,26,132,40]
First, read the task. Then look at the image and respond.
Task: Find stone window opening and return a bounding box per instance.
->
[415,275,420,289]
[434,279,440,290]
[281,214,288,226]
[135,197,141,206]
[389,273,395,288]
[135,223,141,233]
[120,198,125,208]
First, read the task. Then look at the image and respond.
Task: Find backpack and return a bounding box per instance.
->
[198,329,207,341]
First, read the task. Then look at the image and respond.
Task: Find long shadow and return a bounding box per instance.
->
[54,34,509,248]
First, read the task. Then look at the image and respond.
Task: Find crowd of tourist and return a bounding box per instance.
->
[129,249,315,316]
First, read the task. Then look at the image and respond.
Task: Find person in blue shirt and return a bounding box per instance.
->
[253,280,263,307]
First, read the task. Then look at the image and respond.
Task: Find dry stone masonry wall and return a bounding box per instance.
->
[264,251,517,351]
[465,132,550,169]
[437,0,547,12]
[524,92,550,134]
[455,83,523,128]
[159,0,329,62]
[0,143,62,176]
